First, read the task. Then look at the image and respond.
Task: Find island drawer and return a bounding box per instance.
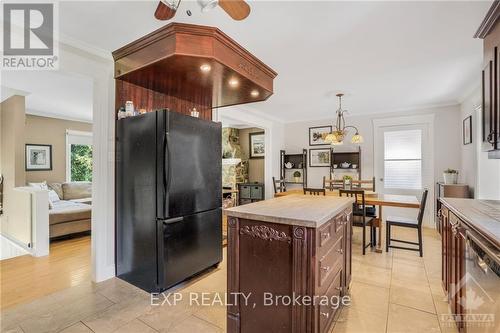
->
[319,269,342,333]
[318,236,344,290]
[318,216,344,253]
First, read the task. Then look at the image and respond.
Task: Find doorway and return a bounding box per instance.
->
[373,115,434,226]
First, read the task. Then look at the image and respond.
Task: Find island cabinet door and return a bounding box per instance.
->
[226,217,316,333]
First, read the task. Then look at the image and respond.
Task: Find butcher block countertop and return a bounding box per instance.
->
[440,198,500,248]
[224,194,354,228]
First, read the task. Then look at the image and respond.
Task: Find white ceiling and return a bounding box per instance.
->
[2,1,490,123]
[1,71,93,122]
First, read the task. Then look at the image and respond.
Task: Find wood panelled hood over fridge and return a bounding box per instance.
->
[112,23,277,120]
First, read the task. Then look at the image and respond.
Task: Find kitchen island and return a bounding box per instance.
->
[224,194,354,333]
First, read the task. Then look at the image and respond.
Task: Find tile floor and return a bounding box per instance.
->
[1,227,457,333]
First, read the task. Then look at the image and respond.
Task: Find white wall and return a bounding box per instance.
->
[460,87,500,200]
[460,87,481,197]
[59,42,116,282]
[284,105,462,189]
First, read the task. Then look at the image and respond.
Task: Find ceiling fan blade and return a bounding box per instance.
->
[154,1,178,20]
[218,0,250,21]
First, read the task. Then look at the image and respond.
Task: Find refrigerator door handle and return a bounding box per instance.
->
[161,216,184,224]
[165,132,172,192]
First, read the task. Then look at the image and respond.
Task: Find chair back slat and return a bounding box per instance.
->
[417,189,429,226]
[323,177,343,190]
[303,188,326,196]
[351,177,376,191]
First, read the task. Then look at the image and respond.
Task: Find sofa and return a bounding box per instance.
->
[46,182,92,238]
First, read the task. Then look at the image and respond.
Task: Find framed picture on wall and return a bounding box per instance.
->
[309,126,332,146]
[463,116,472,145]
[249,132,265,159]
[309,148,331,167]
[25,144,52,171]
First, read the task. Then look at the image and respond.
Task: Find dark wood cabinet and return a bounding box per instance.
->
[476,3,500,158]
[441,204,467,333]
[435,183,469,234]
[226,206,353,333]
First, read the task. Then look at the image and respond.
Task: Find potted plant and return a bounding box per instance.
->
[343,175,352,189]
[443,169,459,184]
[293,170,301,183]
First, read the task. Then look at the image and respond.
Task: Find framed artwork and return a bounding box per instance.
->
[309,148,331,167]
[25,144,52,171]
[309,126,332,146]
[249,132,265,159]
[463,116,472,145]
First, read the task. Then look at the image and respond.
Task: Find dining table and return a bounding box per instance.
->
[274,189,421,253]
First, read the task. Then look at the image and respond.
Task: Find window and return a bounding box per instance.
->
[66,130,92,182]
[384,129,422,190]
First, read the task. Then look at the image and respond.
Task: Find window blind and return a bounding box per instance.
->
[384,129,422,190]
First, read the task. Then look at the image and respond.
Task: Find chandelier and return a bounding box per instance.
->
[324,93,363,145]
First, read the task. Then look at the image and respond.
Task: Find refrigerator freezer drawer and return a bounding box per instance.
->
[158,208,222,290]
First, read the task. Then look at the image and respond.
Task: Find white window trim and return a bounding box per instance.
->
[66,130,93,182]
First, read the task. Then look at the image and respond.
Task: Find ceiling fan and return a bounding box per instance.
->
[155,0,250,21]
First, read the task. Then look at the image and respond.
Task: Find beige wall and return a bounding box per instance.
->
[240,127,265,184]
[1,95,27,234]
[25,115,92,184]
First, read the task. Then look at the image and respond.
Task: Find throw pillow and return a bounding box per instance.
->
[48,189,60,210]
[48,183,63,199]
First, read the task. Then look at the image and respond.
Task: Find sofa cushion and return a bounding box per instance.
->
[28,181,48,190]
[62,182,92,200]
[69,197,92,205]
[49,200,91,225]
[48,183,63,199]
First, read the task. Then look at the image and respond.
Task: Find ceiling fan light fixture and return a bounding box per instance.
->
[160,0,181,10]
[198,0,218,12]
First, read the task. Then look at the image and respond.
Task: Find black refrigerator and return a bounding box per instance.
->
[116,109,222,292]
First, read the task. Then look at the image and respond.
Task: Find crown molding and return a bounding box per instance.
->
[283,102,460,124]
[26,108,93,124]
[59,33,112,62]
[474,0,500,39]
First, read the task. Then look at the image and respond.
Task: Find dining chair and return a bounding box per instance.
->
[352,177,376,191]
[352,177,377,217]
[322,177,343,191]
[386,189,428,257]
[339,189,375,255]
[303,188,326,196]
[272,177,287,194]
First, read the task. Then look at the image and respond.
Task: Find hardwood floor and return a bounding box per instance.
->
[0,236,91,310]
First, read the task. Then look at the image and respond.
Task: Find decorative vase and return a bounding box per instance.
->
[443,173,458,184]
[343,179,352,190]
[294,177,300,183]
